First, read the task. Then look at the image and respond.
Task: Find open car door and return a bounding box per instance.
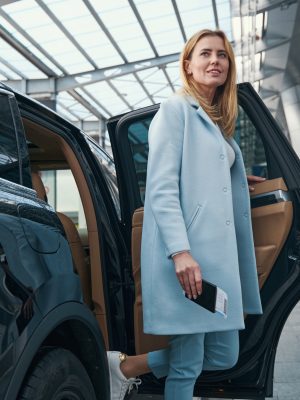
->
[107,82,300,399]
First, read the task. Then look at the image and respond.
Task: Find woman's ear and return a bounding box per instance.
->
[184,60,192,75]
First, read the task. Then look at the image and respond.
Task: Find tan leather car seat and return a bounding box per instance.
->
[132,207,169,354]
[31,171,92,308]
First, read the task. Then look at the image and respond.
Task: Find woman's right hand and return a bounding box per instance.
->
[172,252,202,299]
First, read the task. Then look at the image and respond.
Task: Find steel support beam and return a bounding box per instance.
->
[82,1,144,108]
[241,0,297,15]
[82,0,127,62]
[234,35,291,56]
[5,53,180,93]
[68,89,107,120]
[57,100,82,120]
[107,80,133,110]
[81,87,112,117]
[0,2,114,121]
[128,0,158,57]
[134,72,155,104]
[0,54,27,79]
[0,8,67,74]
[212,0,219,29]
[255,36,291,53]
[35,0,98,69]
[83,0,153,108]
[0,66,13,79]
[255,66,285,81]
[258,88,280,99]
[171,0,187,42]
[0,0,21,6]
[0,23,56,76]
[128,0,177,101]
[99,117,106,148]
[1,0,179,116]
[162,66,175,92]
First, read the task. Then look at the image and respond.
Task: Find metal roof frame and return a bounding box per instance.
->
[0,0,219,122]
[0,0,297,139]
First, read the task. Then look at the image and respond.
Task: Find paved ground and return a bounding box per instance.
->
[136,301,300,400]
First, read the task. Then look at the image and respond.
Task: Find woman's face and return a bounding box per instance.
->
[184,35,229,101]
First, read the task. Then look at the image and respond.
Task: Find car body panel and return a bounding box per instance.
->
[0,85,110,398]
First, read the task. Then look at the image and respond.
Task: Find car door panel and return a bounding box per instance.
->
[107,82,300,399]
[250,177,293,288]
[131,206,169,355]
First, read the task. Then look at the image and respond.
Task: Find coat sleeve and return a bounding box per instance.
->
[146,98,191,258]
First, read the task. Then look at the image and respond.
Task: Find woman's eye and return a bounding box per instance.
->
[219,53,227,58]
[201,51,209,56]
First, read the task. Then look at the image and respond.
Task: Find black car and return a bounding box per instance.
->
[0,82,299,399]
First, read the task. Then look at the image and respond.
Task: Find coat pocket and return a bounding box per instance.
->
[186,203,203,231]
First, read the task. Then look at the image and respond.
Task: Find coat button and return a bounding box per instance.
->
[223,187,227,192]
[244,212,248,218]
[242,183,246,188]
[220,154,225,160]
[226,220,230,225]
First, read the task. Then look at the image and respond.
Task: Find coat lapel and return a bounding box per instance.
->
[185,95,221,132]
[184,95,243,160]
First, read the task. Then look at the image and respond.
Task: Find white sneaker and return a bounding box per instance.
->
[107,351,142,400]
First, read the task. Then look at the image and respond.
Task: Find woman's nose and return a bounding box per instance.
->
[210,55,219,64]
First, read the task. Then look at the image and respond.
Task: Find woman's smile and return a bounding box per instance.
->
[207,68,222,75]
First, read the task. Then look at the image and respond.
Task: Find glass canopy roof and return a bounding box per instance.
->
[0,0,267,144]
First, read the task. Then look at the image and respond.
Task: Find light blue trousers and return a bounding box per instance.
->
[147,330,239,400]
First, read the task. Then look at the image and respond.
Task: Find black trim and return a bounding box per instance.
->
[251,190,291,208]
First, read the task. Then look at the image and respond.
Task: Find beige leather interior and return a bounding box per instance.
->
[250,177,288,194]
[132,207,169,355]
[24,119,109,348]
[250,177,293,288]
[31,170,93,308]
[132,177,293,354]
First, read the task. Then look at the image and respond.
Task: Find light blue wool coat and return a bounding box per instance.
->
[141,94,263,335]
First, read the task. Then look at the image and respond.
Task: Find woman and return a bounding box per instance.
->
[107,29,263,400]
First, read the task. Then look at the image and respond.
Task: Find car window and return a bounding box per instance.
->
[39,169,87,231]
[234,106,268,178]
[126,107,268,205]
[126,117,151,203]
[0,94,21,185]
[0,92,31,187]
[86,138,121,220]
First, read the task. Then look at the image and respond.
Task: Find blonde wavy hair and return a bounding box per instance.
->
[179,29,237,137]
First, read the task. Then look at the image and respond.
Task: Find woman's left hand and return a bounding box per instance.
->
[247,175,266,192]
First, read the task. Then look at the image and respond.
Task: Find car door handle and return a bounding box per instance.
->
[251,189,291,208]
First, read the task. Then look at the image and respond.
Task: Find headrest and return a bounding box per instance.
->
[31,171,47,202]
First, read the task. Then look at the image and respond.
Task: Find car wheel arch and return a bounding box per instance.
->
[5,302,109,400]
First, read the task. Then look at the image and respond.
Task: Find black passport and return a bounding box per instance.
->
[185,279,228,317]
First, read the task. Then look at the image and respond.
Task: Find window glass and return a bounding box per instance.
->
[86,138,121,220]
[39,169,87,231]
[127,117,151,203]
[126,107,268,205]
[0,94,20,184]
[234,106,268,178]
[9,97,32,187]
